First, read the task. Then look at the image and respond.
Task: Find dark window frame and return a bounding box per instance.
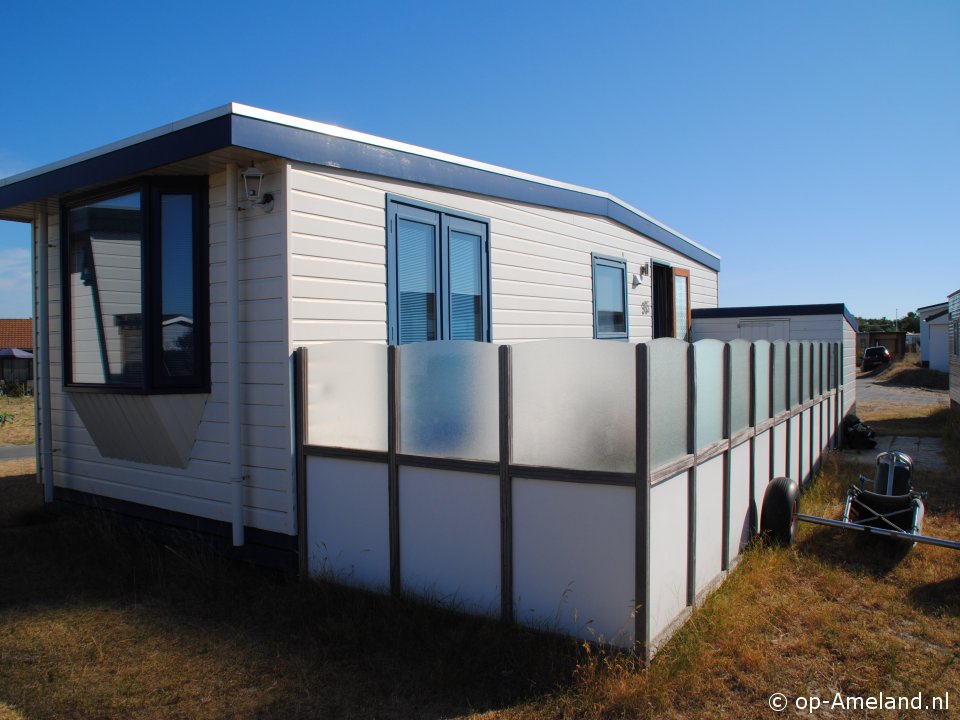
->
[385,194,492,345]
[60,177,209,394]
[591,253,629,340]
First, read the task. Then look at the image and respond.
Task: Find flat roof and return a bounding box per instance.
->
[692,303,858,332]
[917,301,949,312]
[0,103,721,271]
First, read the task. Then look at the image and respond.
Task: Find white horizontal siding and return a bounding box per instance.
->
[842,319,857,416]
[40,161,295,535]
[286,163,718,346]
[693,314,845,343]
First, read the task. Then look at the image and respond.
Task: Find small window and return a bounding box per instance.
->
[387,196,491,344]
[592,254,628,339]
[63,179,208,392]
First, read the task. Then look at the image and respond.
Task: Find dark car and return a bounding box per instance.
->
[861,345,891,371]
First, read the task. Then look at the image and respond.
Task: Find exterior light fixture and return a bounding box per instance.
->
[240,162,274,211]
[633,262,651,288]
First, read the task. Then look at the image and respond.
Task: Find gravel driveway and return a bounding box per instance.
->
[856,375,950,415]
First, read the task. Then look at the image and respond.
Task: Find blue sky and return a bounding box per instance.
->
[1,0,957,319]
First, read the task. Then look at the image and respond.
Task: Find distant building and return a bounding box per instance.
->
[0,318,33,385]
[949,290,960,412]
[917,302,949,373]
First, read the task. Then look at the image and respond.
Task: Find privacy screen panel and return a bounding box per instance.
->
[399,341,499,461]
[694,340,724,449]
[648,337,689,469]
[512,340,635,473]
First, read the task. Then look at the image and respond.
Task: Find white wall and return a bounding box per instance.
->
[695,456,724,596]
[286,163,719,346]
[513,478,636,645]
[927,319,949,373]
[842,318,857,416]
[399,467,501,614]
[306,457,389,589]
[649,472,688,645]
[40,161,296,535]
[728,441,752,562]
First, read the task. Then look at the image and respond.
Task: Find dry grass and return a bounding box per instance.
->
[0,397,35,446]
[1,413,958,718]
[859,355,949,391]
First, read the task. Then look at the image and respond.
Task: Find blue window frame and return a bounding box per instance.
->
[592,254,629,340]
[386,195,491,344]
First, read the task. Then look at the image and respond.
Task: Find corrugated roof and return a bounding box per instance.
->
[0,319,33,350]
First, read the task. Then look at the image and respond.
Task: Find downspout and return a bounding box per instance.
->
[226,163,244,546]
[36,211,53,503]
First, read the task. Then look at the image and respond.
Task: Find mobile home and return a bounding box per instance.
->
[0,104,720,567]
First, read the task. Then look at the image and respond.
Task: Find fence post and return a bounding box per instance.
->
[721,343,731,571]
[388,345,401,597]
[686,343,697,607]
[748,343,757,535]
[498,345,513,624]
[635,343,651,660]
[295,346,309,578]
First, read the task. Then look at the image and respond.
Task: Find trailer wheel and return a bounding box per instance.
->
[760,476,800,546]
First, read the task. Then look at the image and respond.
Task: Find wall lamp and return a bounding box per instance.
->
[632,261,650,288]
[241,162,274,212]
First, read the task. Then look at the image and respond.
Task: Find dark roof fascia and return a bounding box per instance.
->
[0,110,720,272]
[692,303,858,332]
[0,115,232,211]
[229,115,720,271]
[916,301,948,313]
[925,309,949,322]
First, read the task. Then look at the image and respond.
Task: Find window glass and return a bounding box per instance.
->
[448,229,482,341]
[397,218,437,344]
[595,262,626,336]
[68,192,143,385]
[160,194,196,379]
[64,179,206,392]
[674,274,689,341]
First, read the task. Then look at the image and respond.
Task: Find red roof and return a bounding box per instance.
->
[0,319,33,351]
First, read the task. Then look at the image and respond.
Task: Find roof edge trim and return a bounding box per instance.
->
[692,303,857,332]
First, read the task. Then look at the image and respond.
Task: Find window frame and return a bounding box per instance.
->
[60,177,209,394]
[385,194,491,345]
[591,253,630,340]
[672,267,691,342]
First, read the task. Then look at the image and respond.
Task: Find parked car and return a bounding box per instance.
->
[861,345,891,371]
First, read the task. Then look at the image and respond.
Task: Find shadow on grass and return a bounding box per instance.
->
[0,481,583,720]
[797,523,913,578]
[876,367,949,391]
[908,577,960,618]
[867,408,954,439]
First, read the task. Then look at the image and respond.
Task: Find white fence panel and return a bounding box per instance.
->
[513,478,636,644]
[306,457,390,590]
[695,455,724,595]
[649,472,689,644]
[399,467,500,614]
[728,441,752,561]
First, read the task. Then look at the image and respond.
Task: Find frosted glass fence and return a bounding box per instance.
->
[299,338,844,657]
[399,341,499,461]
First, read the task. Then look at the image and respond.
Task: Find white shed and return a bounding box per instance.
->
[691,303,858,417]
[917,301,949,373]
[0,103,721,567]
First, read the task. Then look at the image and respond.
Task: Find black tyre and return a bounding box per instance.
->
[760,476,800,546]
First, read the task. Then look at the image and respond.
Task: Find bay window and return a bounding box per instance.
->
[62,178,208,391]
